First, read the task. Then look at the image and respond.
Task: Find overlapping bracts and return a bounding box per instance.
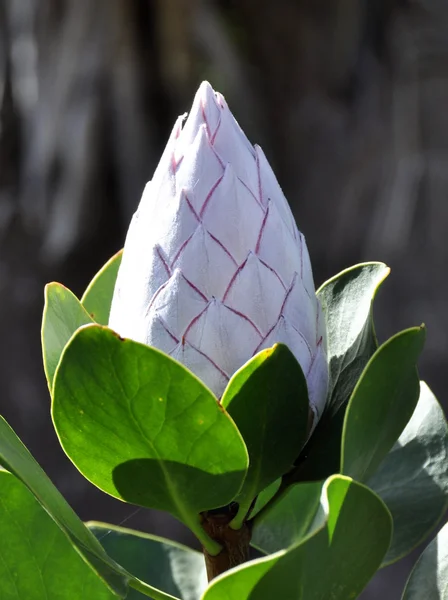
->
[109,82,328,423]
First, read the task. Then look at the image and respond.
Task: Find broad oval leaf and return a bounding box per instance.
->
[203,475,392,600]
[293,262,389,482]
[41,283,93,389]
[0,471,118,600]
[317,262,389,411]
[251,480,323,554]
[0,414,176,599]
[81,250,123,325]
[341,326,425,482]
[250,478,282,520]
[402,522,448,600]
[52,325,248,547]
[368,381,448,565]
[89,522,207,600]
[221,344,309,526]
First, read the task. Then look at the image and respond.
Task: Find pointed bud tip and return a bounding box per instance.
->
[177,82,223,150]
[197,81,229,113]
[198,80,215,95]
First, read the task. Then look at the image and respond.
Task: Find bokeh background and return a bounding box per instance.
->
[0,1,446,598]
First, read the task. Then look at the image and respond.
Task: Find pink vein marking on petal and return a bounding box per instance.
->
[279,273,298,316]
[306,336,322,377]
[257,256,287,290]
[289,321,313,359]
[238,176,264,210]
[305,284,313,301]
[199,107,225,166]
[208,231,238,266]
[222,256,249,303]
[186,340,230,381]
[171,152,178,174]
[182,302,212,341]
[252,320,278,356]
[156,245,171,278]
[252,315,312,360]
[183,274,209,302]
[255,202,270,254]
[199,175,224,218]
[315,305,320,345]
[210,113,222,145]
[157,315,180,345]
[215,151,225,169]
[184,192,200,222]
[145,279,170,315]
[215,92,225,109]
[175,155,184,173]
[146,272,209,317]
[223,304,263,337]
[208,137,226,169]
[174,116,183,139]
[170,233,194,268]
[256,149,263,205]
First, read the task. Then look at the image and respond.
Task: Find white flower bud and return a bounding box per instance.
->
[109,82,328,423]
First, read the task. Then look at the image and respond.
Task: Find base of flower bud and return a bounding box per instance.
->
[201,510,252,581]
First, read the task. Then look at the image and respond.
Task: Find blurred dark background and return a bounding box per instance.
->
[0,1,446,598]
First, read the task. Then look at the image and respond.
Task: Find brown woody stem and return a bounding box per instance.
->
[201,511,252,581]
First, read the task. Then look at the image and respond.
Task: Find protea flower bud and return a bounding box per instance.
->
[109,82,328,424]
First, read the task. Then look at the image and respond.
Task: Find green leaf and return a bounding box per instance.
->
[0,471,118,600]
[369,381,448,565]
[251,481,323,554]
[52,324,248,550]
[81,250,123,325]
[402,522,448,600]
[341,326,425,482]
[89,522,207,600]
[0,414,180,599]
[250,478,282,520]
[293,262,389,482]
[221,344,309,527]
[202,475,392,600]
[318,262,389,411]
[41,283,94,389]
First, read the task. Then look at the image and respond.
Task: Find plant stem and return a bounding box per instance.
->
[201,511,252,581]
[190,514,223,556]
[229,498,252,530]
